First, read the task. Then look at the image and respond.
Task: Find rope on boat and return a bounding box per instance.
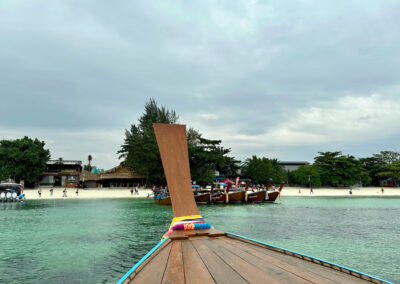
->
[162,215,212,239]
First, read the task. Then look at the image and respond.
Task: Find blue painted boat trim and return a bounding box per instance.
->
[117,237,170,284]
[227,232,393,284]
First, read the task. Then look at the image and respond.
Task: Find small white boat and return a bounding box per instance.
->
[0,183,23,202]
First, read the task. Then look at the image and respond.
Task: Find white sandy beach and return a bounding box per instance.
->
[24,187,154,200]
[22,186,400,200]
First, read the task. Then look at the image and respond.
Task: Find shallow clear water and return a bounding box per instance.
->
[0,197,399,283]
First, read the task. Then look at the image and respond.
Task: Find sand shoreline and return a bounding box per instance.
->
[20,186,400,200]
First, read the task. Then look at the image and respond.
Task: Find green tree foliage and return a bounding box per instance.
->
[118,99,178,184]
[374,151,400,164]
[377,160,400,186]
[360,151,400,186]
[87,155,92,171]
[359,157,382,186]
[0,136,50,184]
[118,99,238,185]
[241,156,285,184]
[314,151,370,186]
[291,165,321,186]
[188,129,239,185]
[373,151,400,186]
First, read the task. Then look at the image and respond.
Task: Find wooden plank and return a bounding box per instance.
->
[133,239,172,275]
[182,240,216,284]
[162,241,185,284]
[129,242,172,284]
[153,123,199,217]
[225,236,369,283]
[214,238,325,284]
[207,229,226,237]
[169,230,189,240]
[191,239,248,284]
[205,238,310,284]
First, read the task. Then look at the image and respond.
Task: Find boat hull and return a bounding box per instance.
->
[228,191,245,203]
[210,192,225,203]
[265,191,280,203]
[154,197,171,205]
[246,190,266,203]
[194,192,210,204]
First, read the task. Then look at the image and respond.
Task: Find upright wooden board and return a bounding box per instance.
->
[153,123,199,217]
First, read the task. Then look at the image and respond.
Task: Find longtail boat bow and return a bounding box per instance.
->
[118,123,392,284]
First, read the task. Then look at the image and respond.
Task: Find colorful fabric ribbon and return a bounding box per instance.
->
[162,215,212,239]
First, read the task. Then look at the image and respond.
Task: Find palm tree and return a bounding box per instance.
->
[88,155,92,171]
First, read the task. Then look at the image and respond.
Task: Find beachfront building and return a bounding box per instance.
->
[99,165,145,188]
[39,160,82,188]
[278,161,310,172]
[80,170,100,188]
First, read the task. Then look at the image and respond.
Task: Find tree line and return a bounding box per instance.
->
[119,100,400,187]
[289,151,400,187]
[1,99,399,188]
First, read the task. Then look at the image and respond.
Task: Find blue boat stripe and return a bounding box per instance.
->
[226,232,393,284]
[117,237,170,284]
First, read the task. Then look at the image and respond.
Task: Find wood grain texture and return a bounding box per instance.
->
[225,235,370,284]
[162,242,185,284]
[129,243,172,284]
[203,239,291,284]
[153,123,199,217]
[182,241,215,284]
[191,239,247,284]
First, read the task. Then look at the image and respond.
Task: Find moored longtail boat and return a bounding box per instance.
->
[194,192,211,204]
[265,182,284,203]
[244,180,267,203]
[210,189,225,204]
[246,190,267,203]
[118,123,391,284]
[225,183,245,203]
[154,196,171,205]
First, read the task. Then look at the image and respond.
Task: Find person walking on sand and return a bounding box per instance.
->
[135,185,139,195]
[130,187,134,195]
[75,187,79,196]
[62,188,67,197]
[38,188,42,197]
[310,187,313,194]
[381,187,384,194]
[50,188,53,197]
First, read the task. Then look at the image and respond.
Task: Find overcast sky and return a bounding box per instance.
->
[1,1,399,169]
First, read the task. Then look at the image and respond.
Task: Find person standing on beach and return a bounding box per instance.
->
[75,187,79,196]
[50,188,53,196]
[130,187,134,195]
[62,188,67,197]
[38,188,42,197]
[310,187,313,194]
[349,188,352,195]
[135,185,139,195]
[381,187,384,194]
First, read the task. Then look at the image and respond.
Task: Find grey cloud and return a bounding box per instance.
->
[1,0,400,167]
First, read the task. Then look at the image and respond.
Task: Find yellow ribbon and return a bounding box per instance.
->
[168,215,203,230]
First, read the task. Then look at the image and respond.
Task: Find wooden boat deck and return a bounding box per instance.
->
[121,229,384,284]
[120,124,391,284]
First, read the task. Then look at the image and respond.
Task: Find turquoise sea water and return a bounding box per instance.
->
[0,197,399,283]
